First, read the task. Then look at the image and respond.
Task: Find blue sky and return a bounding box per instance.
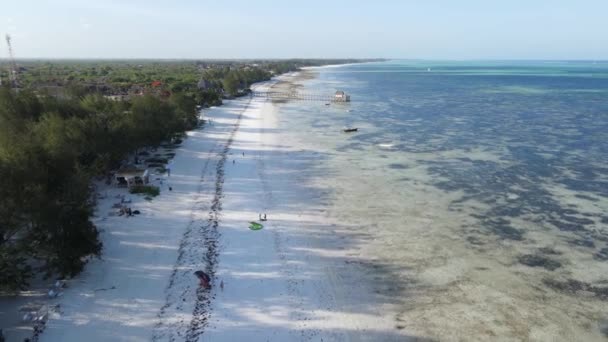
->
[2,0,607,59]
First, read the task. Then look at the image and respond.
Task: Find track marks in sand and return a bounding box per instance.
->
[151,141,219,342]
[184,107,240,341]
[152,99,251,342]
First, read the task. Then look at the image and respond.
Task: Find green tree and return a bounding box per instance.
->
[222,74,239,96]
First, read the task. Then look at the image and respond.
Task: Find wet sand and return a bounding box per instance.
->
[277,64,608,341]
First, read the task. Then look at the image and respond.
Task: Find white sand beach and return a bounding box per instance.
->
[0,73,406,341]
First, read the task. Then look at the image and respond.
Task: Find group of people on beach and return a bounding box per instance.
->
[119,206,133,216]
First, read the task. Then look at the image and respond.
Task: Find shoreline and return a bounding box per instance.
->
[200,72,403,341]
[1,66,404,341]
[301,61,383,70]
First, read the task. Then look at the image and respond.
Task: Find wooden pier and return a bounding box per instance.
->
[251,90,350,102]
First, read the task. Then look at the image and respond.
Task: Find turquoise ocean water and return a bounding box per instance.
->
[274,61,608,340]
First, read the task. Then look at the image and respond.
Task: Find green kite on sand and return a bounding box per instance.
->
[249,221,264,230]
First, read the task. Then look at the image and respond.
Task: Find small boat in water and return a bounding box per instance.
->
[343,127,358,133]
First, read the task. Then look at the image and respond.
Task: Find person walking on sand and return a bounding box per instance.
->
[166,161,172,177]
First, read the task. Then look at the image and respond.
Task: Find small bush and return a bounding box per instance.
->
[0,247,33,291]
[129,185,160,197]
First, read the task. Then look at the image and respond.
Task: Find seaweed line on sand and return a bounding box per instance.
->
[152,98,251,341]
[151,141,219,341]
[184,98,250,341]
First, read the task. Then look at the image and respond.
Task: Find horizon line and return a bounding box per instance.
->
[1,58,607,62]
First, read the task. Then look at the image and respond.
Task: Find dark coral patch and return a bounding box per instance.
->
[518,254,562,271]
[544,278,608,300]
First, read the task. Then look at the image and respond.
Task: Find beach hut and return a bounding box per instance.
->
[114,166,149,188]
[334,91,351,102]
[104,94,129,101]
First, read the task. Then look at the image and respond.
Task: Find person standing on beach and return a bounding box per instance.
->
[194,270,211,289]
[166,161,172,177]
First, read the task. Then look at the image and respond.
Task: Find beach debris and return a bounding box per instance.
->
[194,270,211,289]
[20,303,56,324]
[47,280,67,298]
[249,221,264,230]
[94,286,117,292]
[378,143,394,149]
[47,289,60,298]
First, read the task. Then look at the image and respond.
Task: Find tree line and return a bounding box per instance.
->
[0,86,198,291]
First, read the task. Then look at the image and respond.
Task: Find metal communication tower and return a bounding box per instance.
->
[6,34,18,87]
[0,38,2,86]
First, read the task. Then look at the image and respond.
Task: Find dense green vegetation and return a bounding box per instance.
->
[0,58,380,291]
[2,59,376,102]
[0,86,198,291]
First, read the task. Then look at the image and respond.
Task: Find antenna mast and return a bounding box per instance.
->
[6,34,19,87]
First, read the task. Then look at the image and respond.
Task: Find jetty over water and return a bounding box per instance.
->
[252,90,351,102]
